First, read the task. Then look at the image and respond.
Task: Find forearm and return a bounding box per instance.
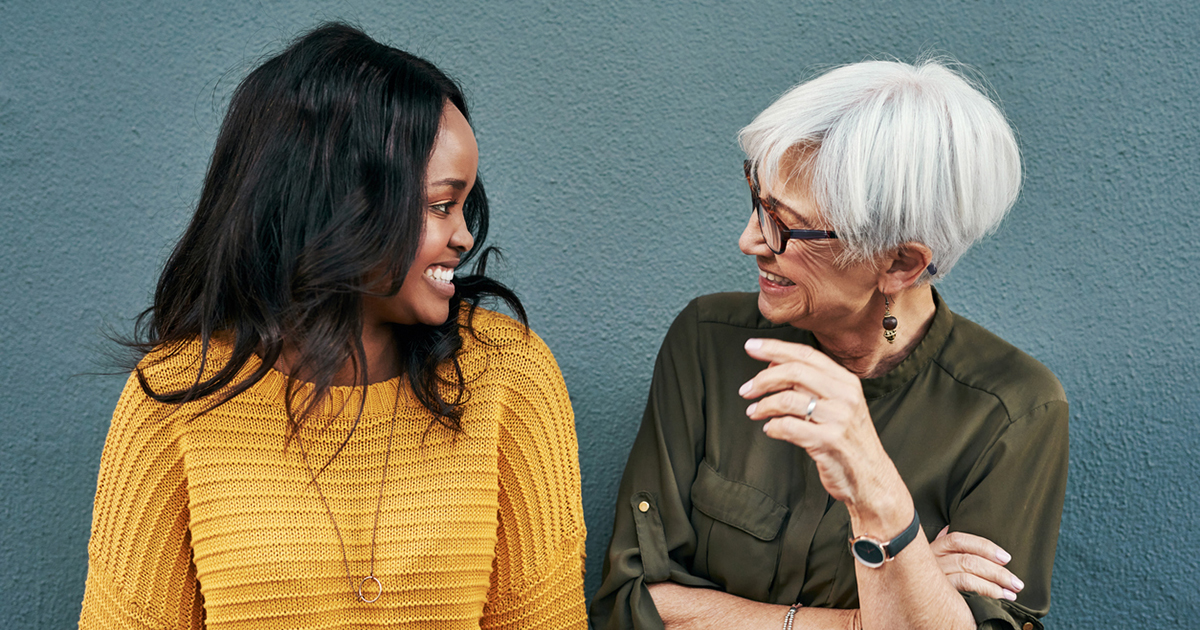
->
[648,582,856,630]
[848,471,975,630]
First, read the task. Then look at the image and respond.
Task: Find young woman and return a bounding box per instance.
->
[79,24,587,629]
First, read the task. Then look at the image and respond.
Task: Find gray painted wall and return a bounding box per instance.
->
[2,1,1196,627]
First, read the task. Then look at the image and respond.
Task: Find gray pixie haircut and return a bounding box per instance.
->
[739,58,1021,281]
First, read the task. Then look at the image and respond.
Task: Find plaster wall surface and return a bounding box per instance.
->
[1,1,1197,628]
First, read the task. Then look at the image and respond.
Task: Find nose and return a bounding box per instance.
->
[738,210,771,257]
[450,214,475,254]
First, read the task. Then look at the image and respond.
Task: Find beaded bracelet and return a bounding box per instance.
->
[782,604,801,630]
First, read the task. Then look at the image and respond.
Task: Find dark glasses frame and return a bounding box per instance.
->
[743,160,837,254]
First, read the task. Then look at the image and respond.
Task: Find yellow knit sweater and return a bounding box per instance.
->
[79,309,587,629]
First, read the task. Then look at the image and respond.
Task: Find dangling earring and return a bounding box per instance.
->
[882,295,898,344]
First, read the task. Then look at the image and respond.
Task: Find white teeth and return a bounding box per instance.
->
[425,266,455,283]
[759,269,795,286]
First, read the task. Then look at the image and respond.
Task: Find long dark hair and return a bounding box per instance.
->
[124,23,524,442]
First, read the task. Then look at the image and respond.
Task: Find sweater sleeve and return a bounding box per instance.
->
[79,373,203,630]
[478,326,588,630]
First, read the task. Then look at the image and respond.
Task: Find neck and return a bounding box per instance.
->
[808,285,936,379]
[274,323,402,386]
[357,321,402,384]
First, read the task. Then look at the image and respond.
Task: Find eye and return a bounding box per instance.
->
[429,201,456,216]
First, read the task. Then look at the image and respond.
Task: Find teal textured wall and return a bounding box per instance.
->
[1,1,1197,627]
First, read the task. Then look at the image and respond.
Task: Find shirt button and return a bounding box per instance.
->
[638,501,650,513]
[1022,624,1033,630]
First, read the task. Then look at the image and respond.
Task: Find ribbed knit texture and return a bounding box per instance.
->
[79,309,587,629]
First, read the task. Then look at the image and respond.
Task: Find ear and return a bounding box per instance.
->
[876,242,933,295]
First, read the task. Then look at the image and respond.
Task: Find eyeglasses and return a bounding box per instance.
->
[743,160,837,255]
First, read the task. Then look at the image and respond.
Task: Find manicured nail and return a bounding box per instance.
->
[1011,577,1024,591]
[739,380,753,396]
[1001,589,1016,601]
[746,403,757,416]
[762,421,771,433]
[745,338,762,350]
[996,549,1012,563]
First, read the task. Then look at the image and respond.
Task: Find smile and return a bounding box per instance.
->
[759,269,795,286]
[424,265,455,285]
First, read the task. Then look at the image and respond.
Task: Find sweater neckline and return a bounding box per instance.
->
[240,350,407,419]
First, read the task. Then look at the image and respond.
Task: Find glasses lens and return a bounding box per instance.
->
[757,205,783,253]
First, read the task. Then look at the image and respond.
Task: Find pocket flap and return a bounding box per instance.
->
[690,461,788,541]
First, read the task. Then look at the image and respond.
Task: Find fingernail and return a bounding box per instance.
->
[746,403,757,416]
[997,549,1012,563]
[1001,589,1016,601]
[739,380,752,396]
[1011,577,1024,591]
[762,421,771,433]
[745,338,762,350]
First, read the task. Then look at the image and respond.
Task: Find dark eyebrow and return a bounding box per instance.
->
[429,178,469,190]
[766,197,814,228]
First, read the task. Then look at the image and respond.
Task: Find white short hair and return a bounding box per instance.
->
[738,58,1021,281]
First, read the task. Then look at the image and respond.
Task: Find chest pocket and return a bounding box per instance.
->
[689,461,788,601]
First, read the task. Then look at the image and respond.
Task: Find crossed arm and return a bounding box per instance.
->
[648,525,1022,630]
[590,303,1066,630]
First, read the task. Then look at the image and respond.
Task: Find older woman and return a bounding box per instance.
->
[591,60,1067,630]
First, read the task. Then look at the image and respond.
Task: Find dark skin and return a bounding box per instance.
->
[277,106,479,386]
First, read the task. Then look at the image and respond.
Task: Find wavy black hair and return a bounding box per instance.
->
[124,23,524,444]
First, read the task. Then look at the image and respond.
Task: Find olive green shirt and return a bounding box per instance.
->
[590,292,1068,630]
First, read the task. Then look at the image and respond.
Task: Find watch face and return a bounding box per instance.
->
[852,539,885,567]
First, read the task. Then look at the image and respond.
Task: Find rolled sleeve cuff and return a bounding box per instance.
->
[962,592,1044,630]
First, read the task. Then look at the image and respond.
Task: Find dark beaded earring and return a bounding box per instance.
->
[882,295,898,344]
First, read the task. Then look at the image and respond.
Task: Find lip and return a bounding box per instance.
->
[423,261,460,298]
[757,266,796,295]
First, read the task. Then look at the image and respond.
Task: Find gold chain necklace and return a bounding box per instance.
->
[298,411,398,603]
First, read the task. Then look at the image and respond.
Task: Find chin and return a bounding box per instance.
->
[757,292,802,326]
[416,309,451,327]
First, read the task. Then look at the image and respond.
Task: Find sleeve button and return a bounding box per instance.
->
[638,501,650,513]
[1022,623,1033,630]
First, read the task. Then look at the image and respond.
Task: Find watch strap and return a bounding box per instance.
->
[882,508,921,559]
[849,508,921,567]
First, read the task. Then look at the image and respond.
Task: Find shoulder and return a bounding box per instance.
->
[459,307,559,373]
[936,313,1068,422]
[101,343,216,486]
[663,292,784,342]
[688,292,779,329]
[135,336,234,393]
[457,308,569,409]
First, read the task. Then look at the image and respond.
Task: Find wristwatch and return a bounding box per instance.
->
[848,509,920,568]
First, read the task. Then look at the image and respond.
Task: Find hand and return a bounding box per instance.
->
[929,526,1024,601]
[740,338,901,512]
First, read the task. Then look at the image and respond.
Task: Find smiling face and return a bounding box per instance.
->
[738,168,880,332]
[362,105,478,328]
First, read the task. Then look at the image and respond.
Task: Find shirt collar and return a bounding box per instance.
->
[859,288,954,400]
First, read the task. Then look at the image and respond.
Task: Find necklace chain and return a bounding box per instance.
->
[298,411,398,604]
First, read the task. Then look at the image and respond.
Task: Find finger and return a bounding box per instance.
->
[943,572,1018,601]
[932,531,1013,565]
[745,338,849,376]
[936,525,949,541]
[738,361,846,400]
[747,389,852,425]
[745,388,814,421]
[761,414,829,448]
[948,553,1024,594]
